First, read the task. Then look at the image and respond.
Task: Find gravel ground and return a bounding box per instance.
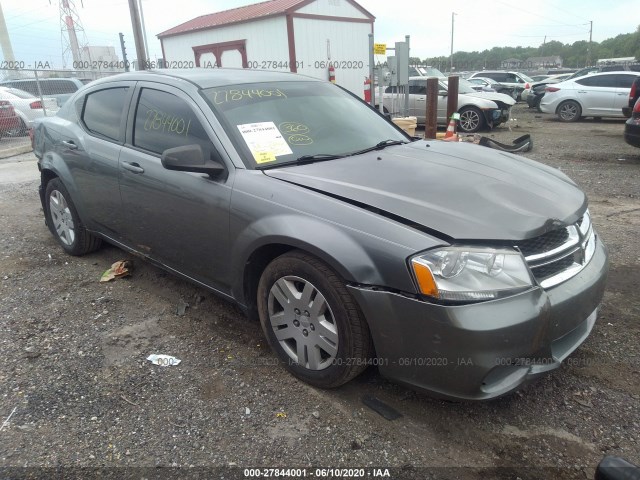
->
[0,103,639,479]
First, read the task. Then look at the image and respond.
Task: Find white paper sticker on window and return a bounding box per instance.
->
[237,121,293,164]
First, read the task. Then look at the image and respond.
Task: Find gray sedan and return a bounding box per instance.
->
[33,69,608,400]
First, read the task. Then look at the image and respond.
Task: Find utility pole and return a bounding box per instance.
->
[119,33,129,72]
[128,0,147,70]
[587,20,593,66]
[137,0,149,62]
[450,12,456,72]
[542,35,546,56]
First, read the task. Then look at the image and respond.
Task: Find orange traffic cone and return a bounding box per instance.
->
[443,116,458,141]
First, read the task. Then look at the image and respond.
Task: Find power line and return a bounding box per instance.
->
[492,0,585,27]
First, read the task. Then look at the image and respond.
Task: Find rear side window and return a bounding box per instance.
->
[408,80,426,94]
[612,74,638,88]
[485,73,507,82]
[56,80,79,94]
[82,87,129,141]
[576,75,616,88]
[5,81,38,96]
[132,88,211,157]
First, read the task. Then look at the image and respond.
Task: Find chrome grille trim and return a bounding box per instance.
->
[518,211,595,289]
[524,225,580,263]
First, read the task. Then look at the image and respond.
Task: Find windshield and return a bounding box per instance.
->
[417,66,445,77]
[202,81,408,168]
[519,73,534,83]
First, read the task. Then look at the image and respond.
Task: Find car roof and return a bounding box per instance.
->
[576,70,639,77]
[86,68,320,89]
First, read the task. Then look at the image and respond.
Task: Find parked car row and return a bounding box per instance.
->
[0,77,91,108]
[466,77,518,99]
[521,73,573,108]
[0,87,58,136]
[379,76,516,132]
[467,71,534,101]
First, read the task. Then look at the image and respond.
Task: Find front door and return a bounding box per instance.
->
[118,83,233,292]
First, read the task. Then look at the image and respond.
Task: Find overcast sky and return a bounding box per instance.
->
[1,0,638,68]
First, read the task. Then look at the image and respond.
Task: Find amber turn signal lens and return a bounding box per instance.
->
[411,259,439,298]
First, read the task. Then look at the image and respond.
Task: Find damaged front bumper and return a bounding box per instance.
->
[347,236,608,401]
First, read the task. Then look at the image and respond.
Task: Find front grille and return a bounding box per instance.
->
[514,214,592,289]
[530,254,575,280]
[515,228,569,257]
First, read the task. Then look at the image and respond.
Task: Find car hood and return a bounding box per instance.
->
[466,91,516,106]
[263,141,586,241]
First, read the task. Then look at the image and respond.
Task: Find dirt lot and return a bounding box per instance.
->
[0,104,639,479]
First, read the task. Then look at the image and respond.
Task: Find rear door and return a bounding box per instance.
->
[62,81,133,235]
[612,73,639,112]
[574,74,617,116]
[118,82,234,291]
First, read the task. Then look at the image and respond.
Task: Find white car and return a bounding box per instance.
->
[467,71,534,101]
[539,71,640,122]
[521,73,573,102]
[381,77,516,133]
[0,87,59,135]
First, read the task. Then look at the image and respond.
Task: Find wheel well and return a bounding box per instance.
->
[242,244,295,321]
[41,169,58,188]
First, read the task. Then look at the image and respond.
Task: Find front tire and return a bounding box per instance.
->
[257,251,373,388]
[458,107,484,133]
[557,100,581,122]
[44,178,102,256]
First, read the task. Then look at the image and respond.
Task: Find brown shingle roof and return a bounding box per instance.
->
[157,0,373,38]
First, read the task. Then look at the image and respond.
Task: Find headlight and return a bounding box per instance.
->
[410,247,534,302]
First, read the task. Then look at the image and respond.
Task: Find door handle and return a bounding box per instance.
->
[61,140,78,150]
[616,93,626,95]
[122,161,145,174]
[577,91,587,93]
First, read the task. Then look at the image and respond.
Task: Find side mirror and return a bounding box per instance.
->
[161,144,226,177]
[438,90,448,96]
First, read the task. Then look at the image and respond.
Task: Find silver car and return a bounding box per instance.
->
[33,69,608,400]
[381,77,516,133]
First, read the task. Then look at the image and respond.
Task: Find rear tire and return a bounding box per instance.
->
[557,100,581,122]
[44,178,102,256]
[257,251,373,388]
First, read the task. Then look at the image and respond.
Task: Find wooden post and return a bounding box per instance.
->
[446,75,459,123]
[424,77,438,140]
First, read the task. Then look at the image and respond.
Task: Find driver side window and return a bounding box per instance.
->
[133,88,212,158]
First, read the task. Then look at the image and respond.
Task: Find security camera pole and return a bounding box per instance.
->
[128,0,147,70]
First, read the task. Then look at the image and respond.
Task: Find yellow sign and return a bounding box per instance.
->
[373,43,386,55]
[254,151,276,164]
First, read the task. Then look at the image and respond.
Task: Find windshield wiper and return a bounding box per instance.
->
[347,139,408,156]
[256,153,345,170]
[256,140,407,170]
